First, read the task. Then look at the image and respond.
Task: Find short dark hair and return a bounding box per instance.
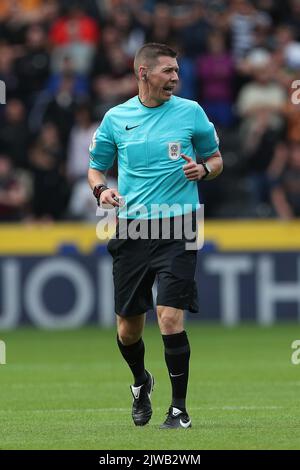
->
[134,43,177,79]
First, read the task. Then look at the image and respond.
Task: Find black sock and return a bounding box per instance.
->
[162,331,190,411]
[117,336,147,386]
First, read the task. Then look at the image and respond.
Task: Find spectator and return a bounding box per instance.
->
[29,122,69,219]
[280,77,300,145]
[236,52,286,124]
[236,53,286,211]
[49,2,100,74]
[145,3,177,46]
[0,153,28,221]
[66,103,98,182]
[0,98,29,168]
[90,25,122,78]
[196,31,235,127]
[15,24,50,105]
[172,1,212,58]
[0,0,43,25]
[109,6,145,58]
[46,56,89,97]
[175,43,197,100]
[29,56,89,136]
[92,45,137,116]
[286,0,300,40]
[269,142,300,218]
[43,72,83,148]
[226,0,272,62]
[0,0,59,44]
[251,14,274,50]
[0,42,19,109]
[273,24,300,71]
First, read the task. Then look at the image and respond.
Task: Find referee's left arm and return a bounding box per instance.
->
[181,150,223,181]
[190,102,223,181]
[198,150,223,180]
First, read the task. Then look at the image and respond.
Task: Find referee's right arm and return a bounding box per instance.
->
[88,112,120,207]
[88,167,107,191]
[88,168,121,207]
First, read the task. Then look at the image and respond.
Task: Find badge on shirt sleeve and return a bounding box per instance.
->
[89,131,97,152]
[214,129,220,146]
[168,142,181,160]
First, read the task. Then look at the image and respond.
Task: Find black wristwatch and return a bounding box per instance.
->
[200,160,212,180]
[93,184,109,206]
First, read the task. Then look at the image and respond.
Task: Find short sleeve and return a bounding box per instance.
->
[192,104,219,159]
[89,113,117,171]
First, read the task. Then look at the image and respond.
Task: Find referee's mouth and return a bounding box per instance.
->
[162,85,175,97]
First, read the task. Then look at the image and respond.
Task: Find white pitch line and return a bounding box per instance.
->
[0,405,283,414]
[206,406,283,410]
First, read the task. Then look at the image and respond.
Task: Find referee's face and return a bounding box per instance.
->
[143,56,179,105]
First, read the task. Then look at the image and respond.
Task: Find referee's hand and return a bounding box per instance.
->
[181,154,205,181]
[100,188,122,208]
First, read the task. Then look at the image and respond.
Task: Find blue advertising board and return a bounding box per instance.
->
[1,251,299,328]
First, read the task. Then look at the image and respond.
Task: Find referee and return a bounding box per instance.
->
[88,43,223,429]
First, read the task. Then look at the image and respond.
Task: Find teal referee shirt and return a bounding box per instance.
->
[89,95,219,219]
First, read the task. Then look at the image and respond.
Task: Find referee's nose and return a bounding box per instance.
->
[171,70,179,82]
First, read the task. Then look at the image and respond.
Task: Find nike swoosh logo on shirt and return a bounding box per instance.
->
[125,124,140,130]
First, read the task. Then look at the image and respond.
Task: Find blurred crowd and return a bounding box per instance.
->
[0,0,300,222]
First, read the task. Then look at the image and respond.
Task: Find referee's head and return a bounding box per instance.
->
[134,43,179,106]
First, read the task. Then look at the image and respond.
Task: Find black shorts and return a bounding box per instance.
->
[107,214,199,317]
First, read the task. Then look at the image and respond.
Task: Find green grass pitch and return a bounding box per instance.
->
[0,324,300,450]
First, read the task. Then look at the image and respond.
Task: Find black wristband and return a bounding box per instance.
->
[93,184,109,206]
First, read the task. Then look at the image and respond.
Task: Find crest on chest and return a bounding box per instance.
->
[168,142,181,160]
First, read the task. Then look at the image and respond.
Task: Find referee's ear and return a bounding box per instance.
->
[139,66,147,82]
